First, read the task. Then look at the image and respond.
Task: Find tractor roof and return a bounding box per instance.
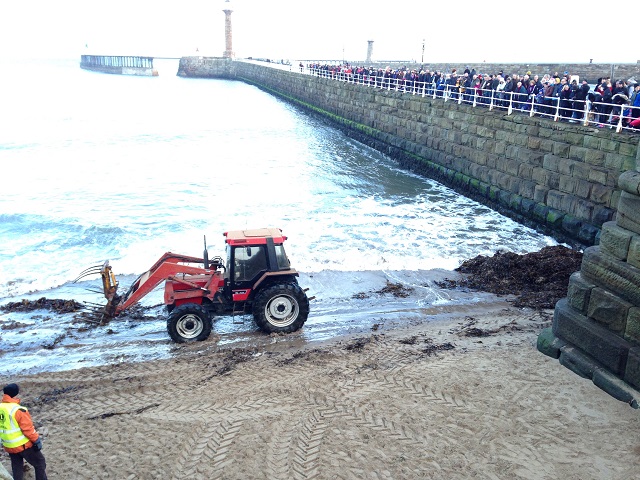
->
[224,228,288,246]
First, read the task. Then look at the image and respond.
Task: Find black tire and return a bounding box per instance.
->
[166,304,212,343]
[252,283,309,334]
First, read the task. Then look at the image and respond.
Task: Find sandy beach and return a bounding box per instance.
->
[2,298,639,480]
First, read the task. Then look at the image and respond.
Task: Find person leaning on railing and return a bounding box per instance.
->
[514,81,528,110]
[571,79,591,121]
[610,80,631,125]
[594,80,614,125]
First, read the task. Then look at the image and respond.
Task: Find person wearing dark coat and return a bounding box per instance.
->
[610,80,629,123]
[556,78,573,120]
[571,80,591,120]
[514,81,528,110]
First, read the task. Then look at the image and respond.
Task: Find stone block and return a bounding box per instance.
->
[581,246,640,307]
[517,163,533,180]
[488,185,501,202]
[509,193,523,211]
[498,189,511,207]
[583,135,601,150]
[618,171,640,196]
[533,185,548,203]
[573,199,594,221]
[543,154,560,172]
[598,221,633,261]
[538,127,553,139]
[546,190,565,210]
[497,173,513,191]
[559,175,576,194]
[592,206,615,226]
[618,141,637,158]
[616,191,640,235]
[514,133,529,146]
[546,209,565,228]
[604,153,631,171]
[556,158,575,176]
[625,347,640,391]
[493,141,506,155]
[587,167,608,186]
[560,194,578,215]
[539,139,554,152]
[527,136,541,150]
[522,150,545,166]
[600,138,618,153]
[629,236,640,270]
[610,190,621,210]
[593,368,639,408]
[496,156,508,173]
[533,203,549,222]
[562,215,582,238]
[504,145,518,161]
[574,179,592,200]
[537,327,567,359]
[589,223,602,246]
[553,298,631,375]
[571,162,591,180]
[587,287,632,335]
[584,148,605,166]
[505,159,520,176]
[546,172,560,190]
[569,145,588,162]
[532,167,547,184]
[552,142,570,158]
[625,308,640,346]
[567,272,595,314]
[559,345,598,379]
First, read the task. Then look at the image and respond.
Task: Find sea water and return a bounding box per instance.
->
[0,57,558,373]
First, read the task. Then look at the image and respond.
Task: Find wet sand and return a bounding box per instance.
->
[2,299,639,479]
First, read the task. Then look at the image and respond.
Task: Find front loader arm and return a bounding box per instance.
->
[101,252,214,317]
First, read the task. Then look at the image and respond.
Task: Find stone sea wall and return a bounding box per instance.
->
[179,57,640,247]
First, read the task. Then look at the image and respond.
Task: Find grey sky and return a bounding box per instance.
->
[1,0,635,64]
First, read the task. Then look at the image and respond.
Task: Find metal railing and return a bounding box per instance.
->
[304,66,640,134]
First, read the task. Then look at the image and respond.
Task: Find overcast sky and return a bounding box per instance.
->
[1,0,637,65]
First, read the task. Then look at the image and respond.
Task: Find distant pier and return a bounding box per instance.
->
[80,55,158,76]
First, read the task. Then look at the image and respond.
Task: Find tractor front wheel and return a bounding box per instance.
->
[253,283,309,334]
[167,304,212,343]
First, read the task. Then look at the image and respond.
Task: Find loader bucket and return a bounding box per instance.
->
[73,260,120,321]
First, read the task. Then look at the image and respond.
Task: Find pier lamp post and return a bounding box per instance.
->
[422,39,425,63]
[223,0,235,59]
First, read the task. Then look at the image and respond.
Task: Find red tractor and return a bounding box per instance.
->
[76,228,310,342]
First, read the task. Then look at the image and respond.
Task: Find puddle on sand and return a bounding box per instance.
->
[0,269,509,376]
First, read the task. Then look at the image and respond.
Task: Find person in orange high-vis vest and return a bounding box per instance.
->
[0,384,48,480]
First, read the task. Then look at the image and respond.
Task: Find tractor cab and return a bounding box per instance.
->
[223,228,294,298]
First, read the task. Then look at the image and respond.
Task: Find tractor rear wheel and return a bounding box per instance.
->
[253,283,309,333]
[167,304,212,343]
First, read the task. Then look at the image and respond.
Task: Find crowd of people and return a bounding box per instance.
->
[306,63,640,130]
